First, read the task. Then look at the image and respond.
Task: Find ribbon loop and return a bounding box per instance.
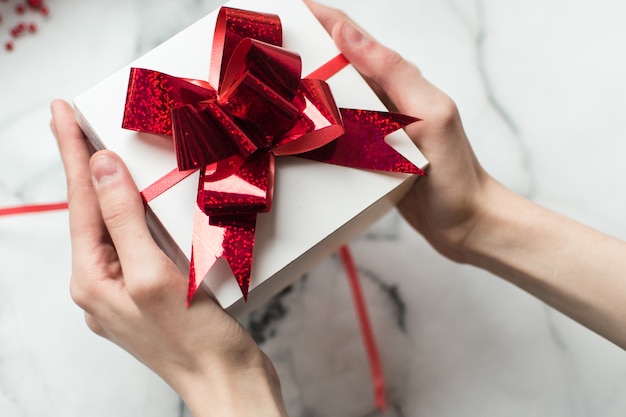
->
[211,7,282,89]
[222,71,301,140]
[273,79,344,155]
[221,38,302,103]
[171,100,258,171]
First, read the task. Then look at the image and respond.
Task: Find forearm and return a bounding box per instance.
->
[176,352,288,417]
[465,178,626,348]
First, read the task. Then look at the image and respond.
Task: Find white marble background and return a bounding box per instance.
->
[2,0,626,416]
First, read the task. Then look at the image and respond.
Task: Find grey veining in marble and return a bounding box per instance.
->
[2,0,626,416]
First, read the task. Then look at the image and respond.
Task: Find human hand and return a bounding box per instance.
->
[305,1,500,263]
[50,99,287,417]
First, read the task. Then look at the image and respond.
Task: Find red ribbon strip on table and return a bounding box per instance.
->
[0,202,68,216]
[340,245,388,411]
[122,6,424,303]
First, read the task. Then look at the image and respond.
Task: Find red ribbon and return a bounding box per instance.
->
[340,245,387,412]
[122,6,424,303]
[0,202,68,216]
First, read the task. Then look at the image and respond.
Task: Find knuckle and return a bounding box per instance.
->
[366,45,406,82]
[127,279,167,305]
[100,199,134,230]
[69,275,92,310]
[85,314,106,337]
[431,93,461,129]
[380,48,405,71]
[69,258,120,310]
[371,48,419,92]
[65,181,92,204]
[125,259,174,303]
[378,45,408,72]
[333,8,350,22]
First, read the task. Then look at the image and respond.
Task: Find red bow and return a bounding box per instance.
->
[122,6,423,303]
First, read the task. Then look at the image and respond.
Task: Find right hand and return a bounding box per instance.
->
[308,2,626,351]
[306,1,496,263]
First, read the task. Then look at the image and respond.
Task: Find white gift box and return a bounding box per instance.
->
[73,0,428,318]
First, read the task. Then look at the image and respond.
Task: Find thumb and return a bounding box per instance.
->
[306,1,456,143]
[90,150,160,270]
[332,21,448,122]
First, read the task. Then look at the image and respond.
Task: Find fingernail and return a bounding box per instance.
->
[341,21,366,46]
[50,99,62,119]
[91,153,119,186]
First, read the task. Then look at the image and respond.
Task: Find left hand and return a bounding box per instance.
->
[51,99,287,417]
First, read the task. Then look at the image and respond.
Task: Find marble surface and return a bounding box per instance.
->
[2,0,626,416]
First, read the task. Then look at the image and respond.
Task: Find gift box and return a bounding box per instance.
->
[73,0,428,318]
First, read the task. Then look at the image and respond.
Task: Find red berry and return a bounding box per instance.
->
[40,5,49,16]
[16,4,25,14]
[28,22,37,33]
[11,23,24,37]
[5,41,13,51]
[28,0,42,8]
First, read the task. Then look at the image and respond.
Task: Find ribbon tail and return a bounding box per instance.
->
[197,154,272,301]
[298,109,424,176]
[210,213,258,300]
[188,206,224,305]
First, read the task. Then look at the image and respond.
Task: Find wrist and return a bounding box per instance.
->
[456,177,525,265]
[460,178,548,283]
[175,349,287,417]
[427,175,512,265]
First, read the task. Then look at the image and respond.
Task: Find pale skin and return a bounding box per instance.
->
[50,1,626,415]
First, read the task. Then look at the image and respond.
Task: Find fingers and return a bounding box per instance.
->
[303,0,345,36]
[50,99,107,254]
[305,2,459,146]
[89,151,162,275]
[51,99,89,179]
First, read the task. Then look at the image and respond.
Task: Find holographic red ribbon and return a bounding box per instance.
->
[122,6,424,303]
